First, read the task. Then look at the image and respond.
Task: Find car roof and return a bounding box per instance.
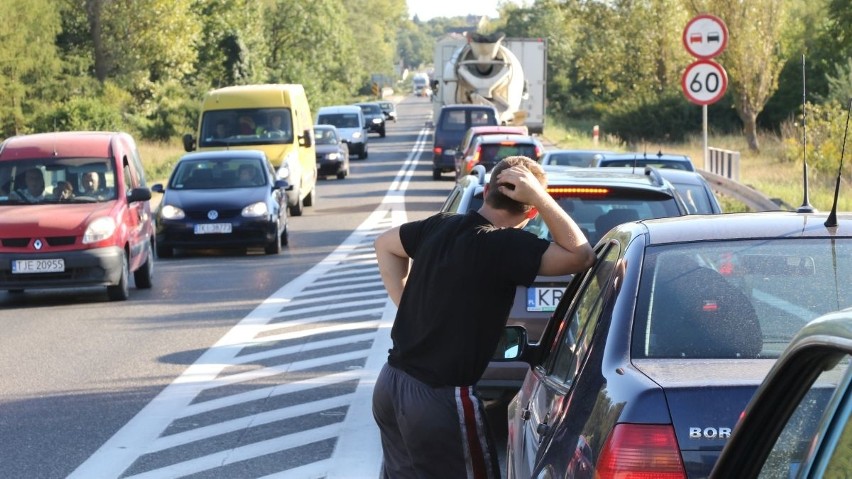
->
[599,152,692,161]
[468,125,528,135]
[543,149,616,156]
[475,134,541,144]
[317,105,361,114]
[179,150,268,162]
[440,104,498,112]
[544,166,676,192]
[314,124,338,131]
[0,131,126,159]
[640,212,852,244]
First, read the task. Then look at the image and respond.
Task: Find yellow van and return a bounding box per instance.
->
[183,84,317,216]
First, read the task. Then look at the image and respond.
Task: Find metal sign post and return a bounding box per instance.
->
[682,14,728,169]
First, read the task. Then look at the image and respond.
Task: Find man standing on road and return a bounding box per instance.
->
[373,156,595,478]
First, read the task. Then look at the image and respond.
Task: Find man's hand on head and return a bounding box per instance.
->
[495,165,548,206]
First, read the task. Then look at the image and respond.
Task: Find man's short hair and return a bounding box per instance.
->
[485,156,546,215]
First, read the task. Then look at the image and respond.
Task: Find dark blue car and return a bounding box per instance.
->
[152,150,289,257]
[504,212,852,478]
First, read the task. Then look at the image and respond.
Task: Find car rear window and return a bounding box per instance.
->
[632,239,852,360]
[478,143,538,167]
[524,190,681,244]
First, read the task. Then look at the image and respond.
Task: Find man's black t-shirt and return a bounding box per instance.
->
[388,211,550,387]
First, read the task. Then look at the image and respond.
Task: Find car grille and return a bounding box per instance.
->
[185,209,241,220]
[1,236,77,248]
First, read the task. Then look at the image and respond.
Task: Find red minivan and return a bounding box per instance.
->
[0,132,155,301]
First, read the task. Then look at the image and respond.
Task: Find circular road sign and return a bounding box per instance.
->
[681,59,728,105]
[683,14,728,59]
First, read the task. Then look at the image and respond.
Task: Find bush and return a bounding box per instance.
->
[781,100,852,179]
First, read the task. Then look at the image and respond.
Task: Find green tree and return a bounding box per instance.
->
[0,0,62,136]
[264,0,361,106]
[347,0,407,86]
[697,0,791,152]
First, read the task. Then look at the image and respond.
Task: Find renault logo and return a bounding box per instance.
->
[207,210,219,220]
[33,239,43,250]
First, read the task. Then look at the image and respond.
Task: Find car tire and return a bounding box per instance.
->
[289,195,304,216]
[304,187,315,207]
[337,170,346,180]
[107,252,130,301]
[281,225,289,247]
[380,128,386,138]
[265,222,282,255]
[133,241,154,289]
[362,148,368,160]
[433,168,441,180]
[157,243,173,258]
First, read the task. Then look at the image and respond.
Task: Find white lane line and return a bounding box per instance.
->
[70,126,431,479]
[232,332,378,366]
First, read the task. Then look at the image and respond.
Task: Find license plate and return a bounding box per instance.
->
[194,223,232,234]
[12,258,65,274]
[527,287,566,312]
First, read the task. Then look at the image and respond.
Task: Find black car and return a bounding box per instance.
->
[594,151,697,171]
[711,307,852,479]
[152,150,289,257]
[313,124,349,180]
[503,211,852,478]
[354,102,386,138]
[441,166,688,399]
[430,104,498,180]
[378,100,397,122]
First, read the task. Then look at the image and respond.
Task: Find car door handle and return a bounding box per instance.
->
[536,422,550,436]
[521,406,531,421]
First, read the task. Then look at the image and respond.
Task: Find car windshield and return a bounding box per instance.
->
[672,182,715,214]
[632,239,852,360]
[318,113,361,129]
[314,129,339,145]
[169,158,267,190]
[198,108,293,148]
[359,104,381,115]
[0,158,117,204]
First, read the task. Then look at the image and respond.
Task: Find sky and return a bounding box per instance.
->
[406,0,525,21]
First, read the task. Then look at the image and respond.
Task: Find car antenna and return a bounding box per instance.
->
[798,54,816,213]
[824,97,851,227]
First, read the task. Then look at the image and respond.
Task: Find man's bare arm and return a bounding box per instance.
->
[374,226,410,306]
[496,166,595,275]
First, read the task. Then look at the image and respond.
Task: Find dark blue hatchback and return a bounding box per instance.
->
[152,150,289,257]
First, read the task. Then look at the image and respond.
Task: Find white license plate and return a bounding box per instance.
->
[12,258,65,274]
[194,223,232,234]
[526,287,566,312]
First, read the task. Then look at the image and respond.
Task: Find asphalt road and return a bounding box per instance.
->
[0,96,469,479]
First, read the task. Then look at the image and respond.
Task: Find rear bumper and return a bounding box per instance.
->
[0,246,125,289]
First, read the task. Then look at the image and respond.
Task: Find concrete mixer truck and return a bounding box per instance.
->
[431,32,546,134]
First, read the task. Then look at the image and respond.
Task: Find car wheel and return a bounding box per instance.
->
[380,128,386,138]
[133,240,154,289]
[265,222,282,255]
[337,170,346,180]
[107,251,130,301]
[304,187,315,207]
[289,195,304,216]
[433,168,442,180]
[362,148,368,159]
[281,225,289,247]
[157,243,173,258]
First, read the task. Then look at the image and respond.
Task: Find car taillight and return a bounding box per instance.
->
[547,186,610,197]
[434,146,443,155]
[472,148,481,164]
[535,145,542,159]
[596,424,686,479]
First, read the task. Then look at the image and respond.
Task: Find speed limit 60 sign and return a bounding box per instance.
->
[681,59,728,105]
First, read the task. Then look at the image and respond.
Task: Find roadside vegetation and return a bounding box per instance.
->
[1,0,850,212]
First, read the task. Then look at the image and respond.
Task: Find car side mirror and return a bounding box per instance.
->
[182,134,196,152]
[127,187,152,203]
[298,129,313,148]
[492,326,528,361]
[151,184,165,194]
[274,179,291,191]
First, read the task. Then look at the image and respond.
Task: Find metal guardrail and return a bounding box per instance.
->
[707,147,740,181]
[697,169,784,212]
